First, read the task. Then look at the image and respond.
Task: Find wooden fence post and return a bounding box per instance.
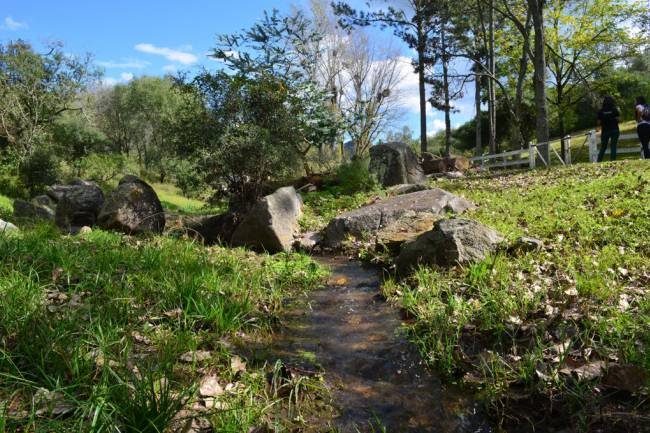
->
[588,131,598,163]
[529,142,536,169]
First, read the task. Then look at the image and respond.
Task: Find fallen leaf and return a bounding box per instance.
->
[199,376,224,397]
[180,350,212,363]
[230,356,246,373]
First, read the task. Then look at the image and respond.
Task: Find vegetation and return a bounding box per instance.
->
[384,161,650,430]
[0,226,326,432]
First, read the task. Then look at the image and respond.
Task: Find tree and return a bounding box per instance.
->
[333,0,438,154]
[212,9,341,163]
[0,40,98,161]
[545,0,645,159]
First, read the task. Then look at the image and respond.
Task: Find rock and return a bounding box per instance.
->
[396,218,504,275]
[98,175,165,234]
[55,181,104,230]
[47,179,98,202]
[294,231,322,251]
[184,212,239,245]
[375,212,438,255]
[13,199,55,221]
[387,183,431,196]
[444,171,465,179]
[510,236,544,254]
[77,226,93,235]
[32,195,57,208]
[422,154,471,174]
[421,153,447,174]
[0,219,19,233]
[231,186,302,253]
[369,142,426,187]
[323,188,476,249]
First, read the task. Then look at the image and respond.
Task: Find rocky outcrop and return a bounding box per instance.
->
[54,181,104,230]
[323,188,476,248]
[98,175,165,234]
[0,219,19,233]
[231,186,302,253]
[13,199,55,221]
[369,142,426,187]
[396,218,504,275]
[422,154,471,175]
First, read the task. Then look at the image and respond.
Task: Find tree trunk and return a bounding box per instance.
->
[514,13,532,148]
[475,67,483,156]
[417,21,428,155]
[442,28,452,156]
[528,0,550,163]
[488,0,497,154]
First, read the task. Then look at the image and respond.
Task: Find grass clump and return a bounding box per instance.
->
[0,226,326,432]
[390,161,650,431]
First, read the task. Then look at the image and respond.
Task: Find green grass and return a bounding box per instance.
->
[388,161,650,430]
[152,183,223,215]
[0,194,12,220]
[0,226,326,432]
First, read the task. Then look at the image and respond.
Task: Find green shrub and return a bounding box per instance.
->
[75,153,127,189]
[335,158,378,194]
[18,148,61,195]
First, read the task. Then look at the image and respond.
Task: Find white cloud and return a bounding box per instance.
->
[135,43,197,65]
[162,64,178,73]
[101,77,119,87]
[97,59,148,69]
[430,119,446,132]
[393,57,421,115]
[120,72,134,81]
[1,16,27,30]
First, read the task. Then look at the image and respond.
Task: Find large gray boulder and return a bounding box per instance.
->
[13,199,55,221]
[396,218,504,275]
[183,212,239,245]
[0,219,19,233]
[323,188,476,248]
[231,186,302,253]
[369,142,426,187]
[55,181,105,230]
[98,175,165,234]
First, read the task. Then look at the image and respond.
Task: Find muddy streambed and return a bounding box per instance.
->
[268,256,493,432]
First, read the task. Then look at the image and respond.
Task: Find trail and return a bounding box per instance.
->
[270,256,492,432]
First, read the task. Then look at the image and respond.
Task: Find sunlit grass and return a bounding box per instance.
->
[152,182,223,215]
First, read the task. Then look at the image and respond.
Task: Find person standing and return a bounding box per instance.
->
[635,96,650,159]
[597,96,620,162]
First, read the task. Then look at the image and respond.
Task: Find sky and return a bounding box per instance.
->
[1,0,476,137]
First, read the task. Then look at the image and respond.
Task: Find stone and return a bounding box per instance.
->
[98,175,165,234]
[421,153,447,174]
[78,226,93,235]
[0,219,19,233]
[396,218,504,275]
[510,236,544,254]
[323,188,476,249]
[32,195,57,208]
[55,181,104,230]
[47,179,97,202]
[184,212,239,245]
[422,154,471,174]
[369,142,426,187]
[375,212,438,255]
[387,183,431,196]
[231,186,302,253]
[13,199,55,221]
[294,231,322,251]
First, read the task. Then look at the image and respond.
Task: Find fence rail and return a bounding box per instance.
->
[470,130,644,170]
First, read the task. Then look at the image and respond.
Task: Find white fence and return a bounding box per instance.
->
[470,130,644,169]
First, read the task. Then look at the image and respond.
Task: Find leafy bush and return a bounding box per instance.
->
[335,158,378,194]
[74,153,127,189]
[18,148,60,195]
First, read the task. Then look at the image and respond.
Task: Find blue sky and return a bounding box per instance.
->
[1,0,475,137]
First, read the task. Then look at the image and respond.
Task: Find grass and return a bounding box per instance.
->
[386,160,650,431]
[0,225,327,432]
[0,194,12,220]
[151,183,223,215]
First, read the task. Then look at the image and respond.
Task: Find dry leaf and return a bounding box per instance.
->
[230,355,246,373]
[199,376,224,397]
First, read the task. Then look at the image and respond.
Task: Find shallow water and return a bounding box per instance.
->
[270,256,493,432]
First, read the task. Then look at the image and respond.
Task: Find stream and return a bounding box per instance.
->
[269,256,493,432]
